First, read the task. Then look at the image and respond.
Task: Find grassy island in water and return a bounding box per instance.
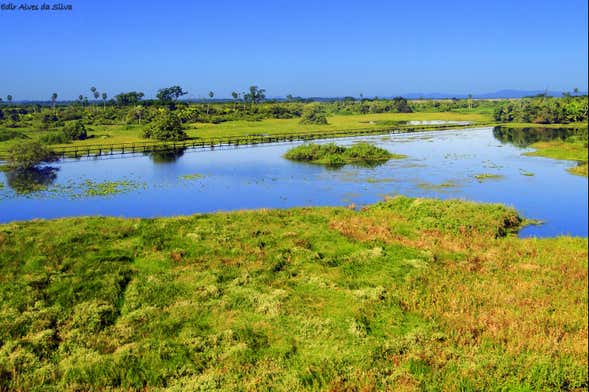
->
[284,142,406,166]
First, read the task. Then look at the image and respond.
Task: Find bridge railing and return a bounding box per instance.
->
[0,121,492,160]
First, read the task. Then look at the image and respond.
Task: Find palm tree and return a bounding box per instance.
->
[134,105,145,125]
[7,95,13,104]
[90,87,99,112]
[51,93,58,115]
[231,91,238,111]
[207,91,214,115]
[101,92,107,110]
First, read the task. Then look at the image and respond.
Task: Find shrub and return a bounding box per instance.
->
[62,121,88,140]
[284,143,345,161]
[143,111,187,141]
[6,141,58,170]
[40,132,71,145]
[0,129,28,142]
[299,104,328,125]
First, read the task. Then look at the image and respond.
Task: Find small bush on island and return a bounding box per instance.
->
[299,103,328,125]
[6,141,58,170]
[142,111,187,141]
[284,142,406,166]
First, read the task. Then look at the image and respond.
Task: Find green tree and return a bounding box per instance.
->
[115,91,144,106]
[7,95,13,103]
[51,93,58,115]
[142,110,187,141]
[101,92,108,109]
[62,121,88,140]
[156,86,188,103]
[299,103,328,125]
[207,91,214,115]
[244,86,266,106]
[7,141,58,170]
[90,87,100,112]
[128,105,146,125]
[231,91,238,110]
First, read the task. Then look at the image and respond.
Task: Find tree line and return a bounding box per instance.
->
[493,95,588,124]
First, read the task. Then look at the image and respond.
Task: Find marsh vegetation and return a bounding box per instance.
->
[0,92,587,391]
[0,196,586,391]
[284,142,406,166]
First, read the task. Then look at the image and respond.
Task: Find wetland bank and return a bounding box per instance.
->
[0,98,587,391]
[2,0,588,386]
[1,126,587,237]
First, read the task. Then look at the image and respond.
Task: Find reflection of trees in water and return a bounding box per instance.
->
[5,167,59,194]
[321,160,389,171]
[492,126,578,147]
[148,147,186,164]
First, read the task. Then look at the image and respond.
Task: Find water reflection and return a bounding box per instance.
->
[1,128,586,237]
[5,167,59,194]
[147,147,186,164]
[493,126,585,147]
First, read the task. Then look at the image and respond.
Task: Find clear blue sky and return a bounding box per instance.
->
[1,0,587,100]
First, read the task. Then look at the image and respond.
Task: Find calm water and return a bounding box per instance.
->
[0,127,587,238]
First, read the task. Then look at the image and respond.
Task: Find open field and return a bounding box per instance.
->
[1,197,586,391]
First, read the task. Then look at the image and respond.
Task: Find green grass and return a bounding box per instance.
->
[524,139,588,176]
[417,181,457,190]
[0,196,586,391]
[284,142,406,166]
[179,173,204,181]
[519,169,535,177]
[474,173,504,181]
[81,180,144,197]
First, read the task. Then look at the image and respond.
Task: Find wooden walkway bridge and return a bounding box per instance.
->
[1,122,493,160]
